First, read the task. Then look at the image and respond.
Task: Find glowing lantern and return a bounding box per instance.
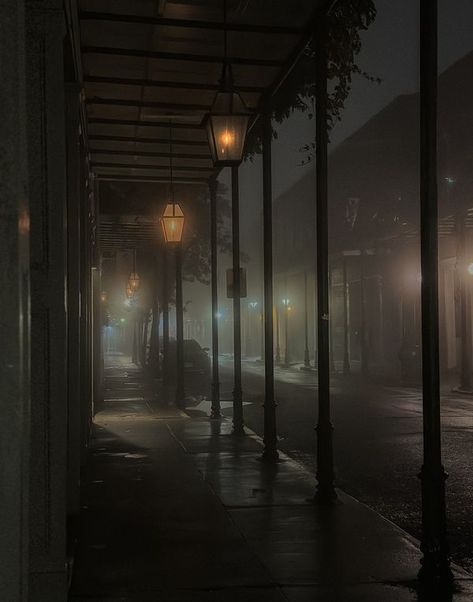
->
[205,81,249,167]
[125,283,134,299]
[128,272,140,291]
[161,202,185,243]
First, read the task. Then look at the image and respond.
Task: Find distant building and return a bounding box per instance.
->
[272,51,473,381]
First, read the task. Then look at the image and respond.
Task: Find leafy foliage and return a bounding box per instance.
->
[245,0,378,159]
[181,181,231,286]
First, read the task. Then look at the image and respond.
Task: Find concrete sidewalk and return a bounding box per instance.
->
[69,390,473,600]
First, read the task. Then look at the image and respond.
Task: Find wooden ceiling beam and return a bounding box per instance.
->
[79,11,305,36]
[82,45,284,67]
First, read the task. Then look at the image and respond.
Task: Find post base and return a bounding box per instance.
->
[314,485,338,505]
[261,447,280,463]
[417,561,453,594]
[210,408,222,420]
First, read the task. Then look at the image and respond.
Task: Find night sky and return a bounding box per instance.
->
[227,0,473,210]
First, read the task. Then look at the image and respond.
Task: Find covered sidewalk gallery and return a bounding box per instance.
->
[0,0,470,600]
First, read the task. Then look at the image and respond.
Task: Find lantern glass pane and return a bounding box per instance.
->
[128,272,140,291]
[161,203,185,243]
[207,114,249,165]
[206,91,249,166]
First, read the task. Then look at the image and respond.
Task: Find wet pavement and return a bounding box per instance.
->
[191,359,473,573]
[69,355,473,601]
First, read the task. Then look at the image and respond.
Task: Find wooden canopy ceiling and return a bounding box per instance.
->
[77,0,320,185]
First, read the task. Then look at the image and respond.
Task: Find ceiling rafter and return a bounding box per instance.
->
[86,96,211,112]
[96,174,209,184]
[89,134,209,147]
[90,148,211,160]
[88,118,204,130]
[82,45,284,67]
[91,162,214,173]
[79,11,306,36]
[84,75,264,94]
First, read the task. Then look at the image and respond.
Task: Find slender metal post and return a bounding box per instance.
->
[329,266,335,372]
[284,303,289,367]
[260,311,264,361]
[304,271,311,368]
[142,311,149,367]
[231,166,244,434]
[175,244,185,407]
[343,255,350,375]
[418,0,452,586]
[162,246,170,388]
[275,306,281,364]
[456,213,472,392]
[360,250,368,377]
[209,177,222,418]
[262,110,278,461]
[155,302,161,376]
[315,13,336,503]
[244,306,250,357]
[132,317,138,363]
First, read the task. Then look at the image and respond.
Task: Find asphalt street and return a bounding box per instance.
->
[189,358,473,573]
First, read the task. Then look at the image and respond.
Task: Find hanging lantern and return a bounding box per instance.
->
[204,0,249,167]
[125,282,134,299]
[161,202,185,243]
[128,272,140,291]
[205,87,250,167]
[100,291,107,303]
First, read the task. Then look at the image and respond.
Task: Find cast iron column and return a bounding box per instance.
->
[132,317,138,364]
[142,311,149,367]
[175,245,185,407]
[360,250,368,377]
[232,166,244,434]
[343,255,351,375]
[209,178,222,418]
[162,246,170,389]
[262,110,278,461]
[315,13,336,503]
[457,213,472,392]
[418,0,452,586]
[304,271,311,368]
[275,307,281,364]
[284,301,290,367]
[329,266,335,372]
[260,311,264,361]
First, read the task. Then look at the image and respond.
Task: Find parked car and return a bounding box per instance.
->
[161,338,211,378]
